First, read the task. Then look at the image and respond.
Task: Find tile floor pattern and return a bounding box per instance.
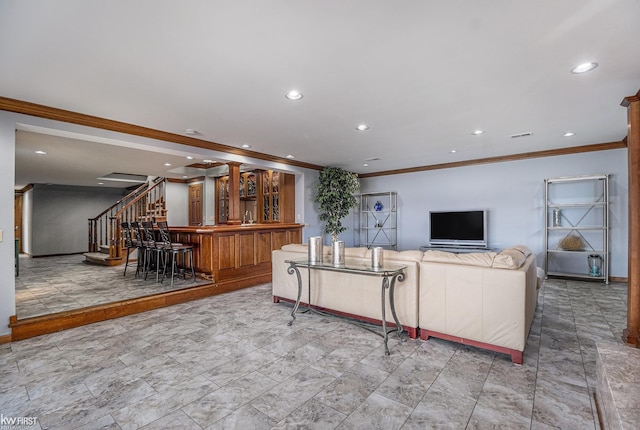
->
[2,272,629,429]
[15,254,208,319]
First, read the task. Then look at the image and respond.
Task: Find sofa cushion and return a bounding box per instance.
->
[365,249,424,262]
[492,248,527,269]
[422,250,495,267]
[280,243,331,255]
[510,245,533,257]
[345,247,368,258]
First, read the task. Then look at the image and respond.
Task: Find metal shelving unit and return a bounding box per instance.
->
[360,191,397,250]
[544,174,609,284]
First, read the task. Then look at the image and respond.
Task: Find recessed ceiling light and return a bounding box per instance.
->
[571,62,598,74]
[242,144,252,149]
[182,175,188,179]
[356,124,370,131]
[186,156,194,160]
[450,149,457,154]
[286,154,295,159]
[563,132,576,137]
[34,150,47,155]
[472,130,484,135]
[185,129,198,135]
[363,163,369,167]
[285,90,303,100]
[164,163,172,167]
[203,159,213,163]
[97,182,104,185]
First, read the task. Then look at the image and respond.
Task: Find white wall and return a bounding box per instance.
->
[360,148,628,278]
[166,181,189,226]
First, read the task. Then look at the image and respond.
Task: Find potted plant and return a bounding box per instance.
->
[315,167,359,264]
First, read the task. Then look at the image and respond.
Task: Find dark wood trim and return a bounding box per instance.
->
[420,329,523,364]
[359,141,627,178]
[623,91,640,346]
[0,96,323,171]
[0,333,11,344]
[610,276,629,283]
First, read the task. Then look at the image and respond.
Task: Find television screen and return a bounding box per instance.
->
[429,210,487,247]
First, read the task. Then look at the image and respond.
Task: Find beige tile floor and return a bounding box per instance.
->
[3,256,629,429]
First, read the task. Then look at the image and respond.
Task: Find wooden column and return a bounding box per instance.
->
[622,90,640,346]
[226,162,242,225]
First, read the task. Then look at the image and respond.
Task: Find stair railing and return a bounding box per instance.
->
[88,177,166,261]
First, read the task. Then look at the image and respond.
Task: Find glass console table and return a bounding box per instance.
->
[285,258,406,355]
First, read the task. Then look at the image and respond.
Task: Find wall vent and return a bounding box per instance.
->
[510,132,533,138]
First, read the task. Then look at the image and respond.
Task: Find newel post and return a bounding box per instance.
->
[622,90,640,346]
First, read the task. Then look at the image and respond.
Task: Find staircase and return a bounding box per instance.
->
[84,177,166,266]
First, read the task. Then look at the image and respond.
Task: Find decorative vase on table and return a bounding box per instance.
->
[332,241,345,267]
[374,201,383,211]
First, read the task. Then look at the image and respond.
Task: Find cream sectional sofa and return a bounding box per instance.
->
[272,244,422,338]
[271,244,539,363]
[419,245,539,364]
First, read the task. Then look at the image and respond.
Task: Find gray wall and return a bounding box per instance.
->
[29,184,128,256]
[359,148,628,278]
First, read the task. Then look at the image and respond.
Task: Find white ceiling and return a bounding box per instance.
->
[2,1,640,189]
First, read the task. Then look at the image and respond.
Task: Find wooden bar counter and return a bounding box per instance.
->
[169,223,303,288]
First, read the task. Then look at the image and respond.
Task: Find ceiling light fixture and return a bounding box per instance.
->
[286,154,295,159]
[203,159,214,164]
[363,163,369,167]
[563,132,576,137]
[571,62,598,74]
[164,163,172,167]
[356,124,370,131]
[472,130,484,135]
[34,150,47,155]
[97,182,104,185]
[450,150,457,154]
[186,156,194,160]
[242,144,252,149]
[285,90,303,100]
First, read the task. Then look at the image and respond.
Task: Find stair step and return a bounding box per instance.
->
[83,252,122,267]
[99,245,110,254]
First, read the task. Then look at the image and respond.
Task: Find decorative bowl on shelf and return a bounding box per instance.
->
[559,234,585,251]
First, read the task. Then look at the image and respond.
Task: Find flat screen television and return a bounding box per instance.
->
[428,210,488,248]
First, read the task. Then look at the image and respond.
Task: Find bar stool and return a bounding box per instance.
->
[156,221,195,287]
[141,221,165,282]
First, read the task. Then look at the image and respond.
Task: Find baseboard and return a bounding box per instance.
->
[0,332,11,344]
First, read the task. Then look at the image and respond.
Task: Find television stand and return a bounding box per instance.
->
[419,245,496,254]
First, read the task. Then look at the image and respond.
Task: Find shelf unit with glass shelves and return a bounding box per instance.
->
[359,191,397,250]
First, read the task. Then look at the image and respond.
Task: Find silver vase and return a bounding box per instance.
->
[331,240,345,266]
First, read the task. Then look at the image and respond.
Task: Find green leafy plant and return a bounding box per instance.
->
[315,167,359,242]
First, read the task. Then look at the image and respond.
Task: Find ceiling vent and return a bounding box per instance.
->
[510,132,533,139]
